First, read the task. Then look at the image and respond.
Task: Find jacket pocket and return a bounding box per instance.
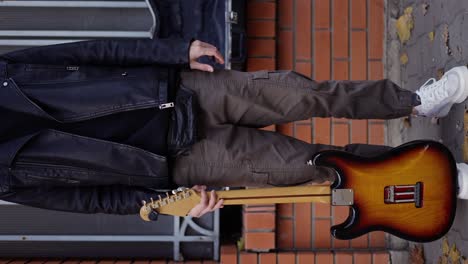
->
[2,76,161,123]
[6,130,171,189]
[0,133,39,193]
[13,162,83,186]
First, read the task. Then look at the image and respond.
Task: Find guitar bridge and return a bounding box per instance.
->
[384,182,423,208]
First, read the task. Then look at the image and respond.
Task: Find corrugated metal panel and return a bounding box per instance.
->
[0,7,151,31]
[0,206,175,235]
[0,0,155,48]
[0,203,218,260]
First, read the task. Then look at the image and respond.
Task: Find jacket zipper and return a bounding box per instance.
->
[15,159,166,177]
[25,174,81,184]
[15,161,95,171]
[14,162,87,184]
[159,102,175,109]
[15,161,127,176]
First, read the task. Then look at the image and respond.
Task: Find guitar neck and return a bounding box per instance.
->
[140,185,332,219]
[216,185,331,205]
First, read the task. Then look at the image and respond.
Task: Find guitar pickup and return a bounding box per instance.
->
[384,182,423,208]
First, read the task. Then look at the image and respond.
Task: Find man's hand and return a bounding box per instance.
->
[189,40,225,72]
[187,185,224,217]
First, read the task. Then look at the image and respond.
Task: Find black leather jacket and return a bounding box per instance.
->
[0,38,196,215]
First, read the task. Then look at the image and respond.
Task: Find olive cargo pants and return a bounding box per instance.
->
[172,70,416,187]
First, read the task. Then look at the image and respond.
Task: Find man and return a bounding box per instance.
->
[0,38,467,219]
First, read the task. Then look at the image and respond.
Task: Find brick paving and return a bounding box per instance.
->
[220,245,390,264]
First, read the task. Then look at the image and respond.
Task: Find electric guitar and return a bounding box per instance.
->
[140,140,458,243]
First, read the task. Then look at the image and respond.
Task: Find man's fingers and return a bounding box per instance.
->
[201,43,224,63]
[200,196,213,215]
[202,48,225,65]
[199,41,216,49]
[200,191,215,215]
[191,61,214,72]
[188,203,203,217]
[188,207,201,217]
[199,41,220,55]
[190,40,225,66]
[200,189,208,205]
[214,49,225,64]
[207,190,217,209]
[188,185,225,218]
[214,199,224,210]
[192,185,207,192]
[190,191,224,218]
[200,190,222,215]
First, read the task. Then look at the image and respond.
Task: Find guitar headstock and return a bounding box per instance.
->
[139,188,202,221]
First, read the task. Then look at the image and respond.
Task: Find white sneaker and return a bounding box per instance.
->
[414,66,468,117]
[456,163,468,199]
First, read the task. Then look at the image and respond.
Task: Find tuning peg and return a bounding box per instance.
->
[140,204,159,222]
[148,210,159,221]
[182,191,191,199]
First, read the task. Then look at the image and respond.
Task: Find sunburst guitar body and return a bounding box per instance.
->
[313,140,457,242]
[140,140,458,243]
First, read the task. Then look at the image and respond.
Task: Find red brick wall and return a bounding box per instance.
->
[246,1,277,72]
[274,0,386,251]
[238,0,390,263]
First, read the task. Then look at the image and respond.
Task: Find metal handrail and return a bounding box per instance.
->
[0,30,151,38]
[0,1,147,8]
[0,0,156,45]
[0,39,81,46]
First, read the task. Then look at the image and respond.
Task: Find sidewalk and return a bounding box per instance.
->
[387,0,468,263]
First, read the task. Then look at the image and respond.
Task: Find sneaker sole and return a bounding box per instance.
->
[434,66,468,117]
[458,163,468,200]
[451,66,468,103]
